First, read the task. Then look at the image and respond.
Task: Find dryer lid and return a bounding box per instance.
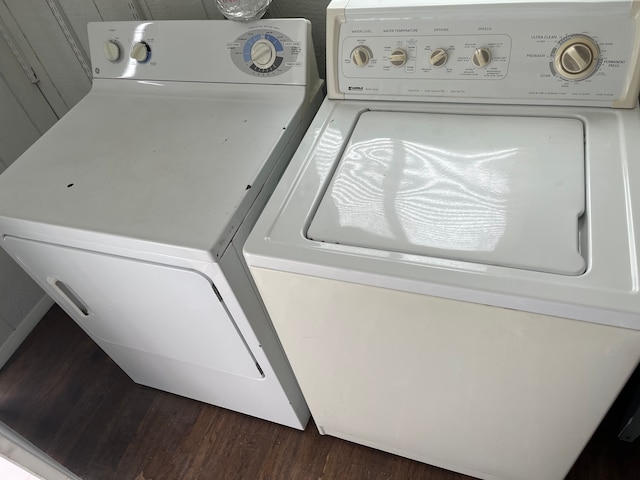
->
[307,111,586,275]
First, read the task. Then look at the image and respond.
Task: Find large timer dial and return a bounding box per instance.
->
[230,29,298,77]
[251,40,276,69]
[553,35,600,81]
[244,33,284,73]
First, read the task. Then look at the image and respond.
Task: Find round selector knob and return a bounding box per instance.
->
[351,46,373,67]
[389,48,408,67]
[553,35,599,81]
[103,40,122,62]
[472,48,492,68]
[429,48,448,68]
[251,40,276,69]
[130,42,151,63]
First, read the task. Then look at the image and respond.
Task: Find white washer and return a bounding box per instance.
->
[244,0,640,477]
[0,20,323,429]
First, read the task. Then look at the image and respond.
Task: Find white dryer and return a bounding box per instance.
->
[244,0,640,477]
[0,20,323,429]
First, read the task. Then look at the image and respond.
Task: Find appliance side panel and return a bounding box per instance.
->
[219,247,310,429]
[249,266,640,480]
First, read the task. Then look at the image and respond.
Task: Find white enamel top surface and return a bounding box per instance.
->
[308,111,585,275]
[0,79,305,259]
[244,99,640,330]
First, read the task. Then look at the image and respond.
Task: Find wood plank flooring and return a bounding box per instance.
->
[0,304,639,480]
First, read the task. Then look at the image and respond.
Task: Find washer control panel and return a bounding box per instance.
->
[88,19,310,85]
[342,34,511,80]
[328,1,640,107]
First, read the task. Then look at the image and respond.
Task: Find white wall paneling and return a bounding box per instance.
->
[269,0,330,79]
[2,0,91,109]
[0,2,68,117]
[0,18,58,150]
[53,1,141,57]
[43,0,92,79]
[202,0,225,19]
[0,75,41,169]
[138,0,209,19]
[56,0,102,59]
[93,0,143,21]
[0,21,58,136]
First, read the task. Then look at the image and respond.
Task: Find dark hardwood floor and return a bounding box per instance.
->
[1,304,639,480]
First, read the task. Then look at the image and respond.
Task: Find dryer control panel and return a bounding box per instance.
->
[88,19,311,85]
[327,0,640,107]
[228,29,301,77]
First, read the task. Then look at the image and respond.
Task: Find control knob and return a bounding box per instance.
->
[130,42,151,63]
[429,48,448,68]
[351,46,373,67]
[389,48,408,67]
[553,35,599,81]
[103,40,122,62]
[472,48,491,68]
[251,40,276,69]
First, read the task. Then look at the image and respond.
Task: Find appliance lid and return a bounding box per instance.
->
[0,79,305,259]
[307,111,586,275]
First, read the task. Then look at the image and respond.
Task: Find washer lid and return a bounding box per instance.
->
[307,111,586,275]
